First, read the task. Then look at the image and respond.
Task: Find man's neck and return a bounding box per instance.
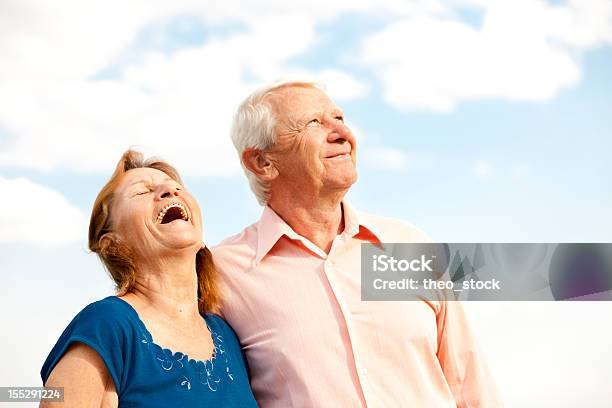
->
[268,192,346,254]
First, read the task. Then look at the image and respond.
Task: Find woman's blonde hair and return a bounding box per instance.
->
[88,149,219,313]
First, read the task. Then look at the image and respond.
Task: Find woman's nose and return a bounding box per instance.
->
[157,185,179,200]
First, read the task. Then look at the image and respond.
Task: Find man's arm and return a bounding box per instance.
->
[436,301,504,407]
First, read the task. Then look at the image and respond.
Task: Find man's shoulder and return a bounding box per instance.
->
[358,210,432,243]
[211,222,259,266]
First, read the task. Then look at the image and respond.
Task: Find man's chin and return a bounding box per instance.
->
[326,174,358,192]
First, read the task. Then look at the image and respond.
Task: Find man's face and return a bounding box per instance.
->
[265,85,357,195]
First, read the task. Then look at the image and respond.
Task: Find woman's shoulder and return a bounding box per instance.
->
[49,296,140,348]
[71,296,137,329]
[48,296,142,355]
[79,295,131,314]
[41,296,137,388]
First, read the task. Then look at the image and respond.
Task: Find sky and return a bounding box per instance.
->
[1,0,611,406]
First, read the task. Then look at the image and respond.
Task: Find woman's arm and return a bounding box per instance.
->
[40,343,118,408]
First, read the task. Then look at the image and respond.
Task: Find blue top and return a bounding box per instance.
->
[41,296,258,407]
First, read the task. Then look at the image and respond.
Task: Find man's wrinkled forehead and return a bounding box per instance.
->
[264,84,336,119]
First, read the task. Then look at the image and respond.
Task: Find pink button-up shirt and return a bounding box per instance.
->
[212,203,502,407]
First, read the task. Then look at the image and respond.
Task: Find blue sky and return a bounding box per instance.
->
[1,0,611,406]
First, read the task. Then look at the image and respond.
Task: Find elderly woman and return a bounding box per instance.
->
[40,150,257,407]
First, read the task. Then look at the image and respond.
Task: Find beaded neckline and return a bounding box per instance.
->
[112,296,218,366]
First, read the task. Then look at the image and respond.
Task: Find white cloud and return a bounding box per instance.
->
[0,177,86,246]
[365,146,412,171]
[319,69,370,101]
[0,11,319,175]
[1,0,610,176]
[0,0,393,175]
[359,0,612,112]
[279,69,370,101]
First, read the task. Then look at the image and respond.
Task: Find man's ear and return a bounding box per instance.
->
[242,148,279,181]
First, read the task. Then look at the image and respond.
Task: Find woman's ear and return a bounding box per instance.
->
[99,232,118,251]
[242,148,279,181]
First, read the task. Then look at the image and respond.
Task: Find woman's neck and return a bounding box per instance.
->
[124,252,201,322]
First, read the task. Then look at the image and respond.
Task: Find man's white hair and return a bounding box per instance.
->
[230,79,323,206]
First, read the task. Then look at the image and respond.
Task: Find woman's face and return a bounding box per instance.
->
[109,167,203,261]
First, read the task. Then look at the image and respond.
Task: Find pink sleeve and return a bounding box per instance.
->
[436,301,504,407]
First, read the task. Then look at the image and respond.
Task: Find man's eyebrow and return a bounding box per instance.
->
[330,107,344,116]
[294,109,323,122]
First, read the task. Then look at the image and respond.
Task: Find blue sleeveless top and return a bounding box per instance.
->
[41,296,258,407]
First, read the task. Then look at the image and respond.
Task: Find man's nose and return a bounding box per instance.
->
[325,117,354,144]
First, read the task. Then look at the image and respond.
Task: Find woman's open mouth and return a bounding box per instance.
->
[156,202,190,224]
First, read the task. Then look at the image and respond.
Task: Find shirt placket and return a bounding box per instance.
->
[323,233,375,408]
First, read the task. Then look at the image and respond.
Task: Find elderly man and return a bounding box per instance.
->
[212,80,502,407]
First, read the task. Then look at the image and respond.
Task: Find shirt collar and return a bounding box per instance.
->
[255,201,383,264]
[255,205,298,264]
[341,201,383,243]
